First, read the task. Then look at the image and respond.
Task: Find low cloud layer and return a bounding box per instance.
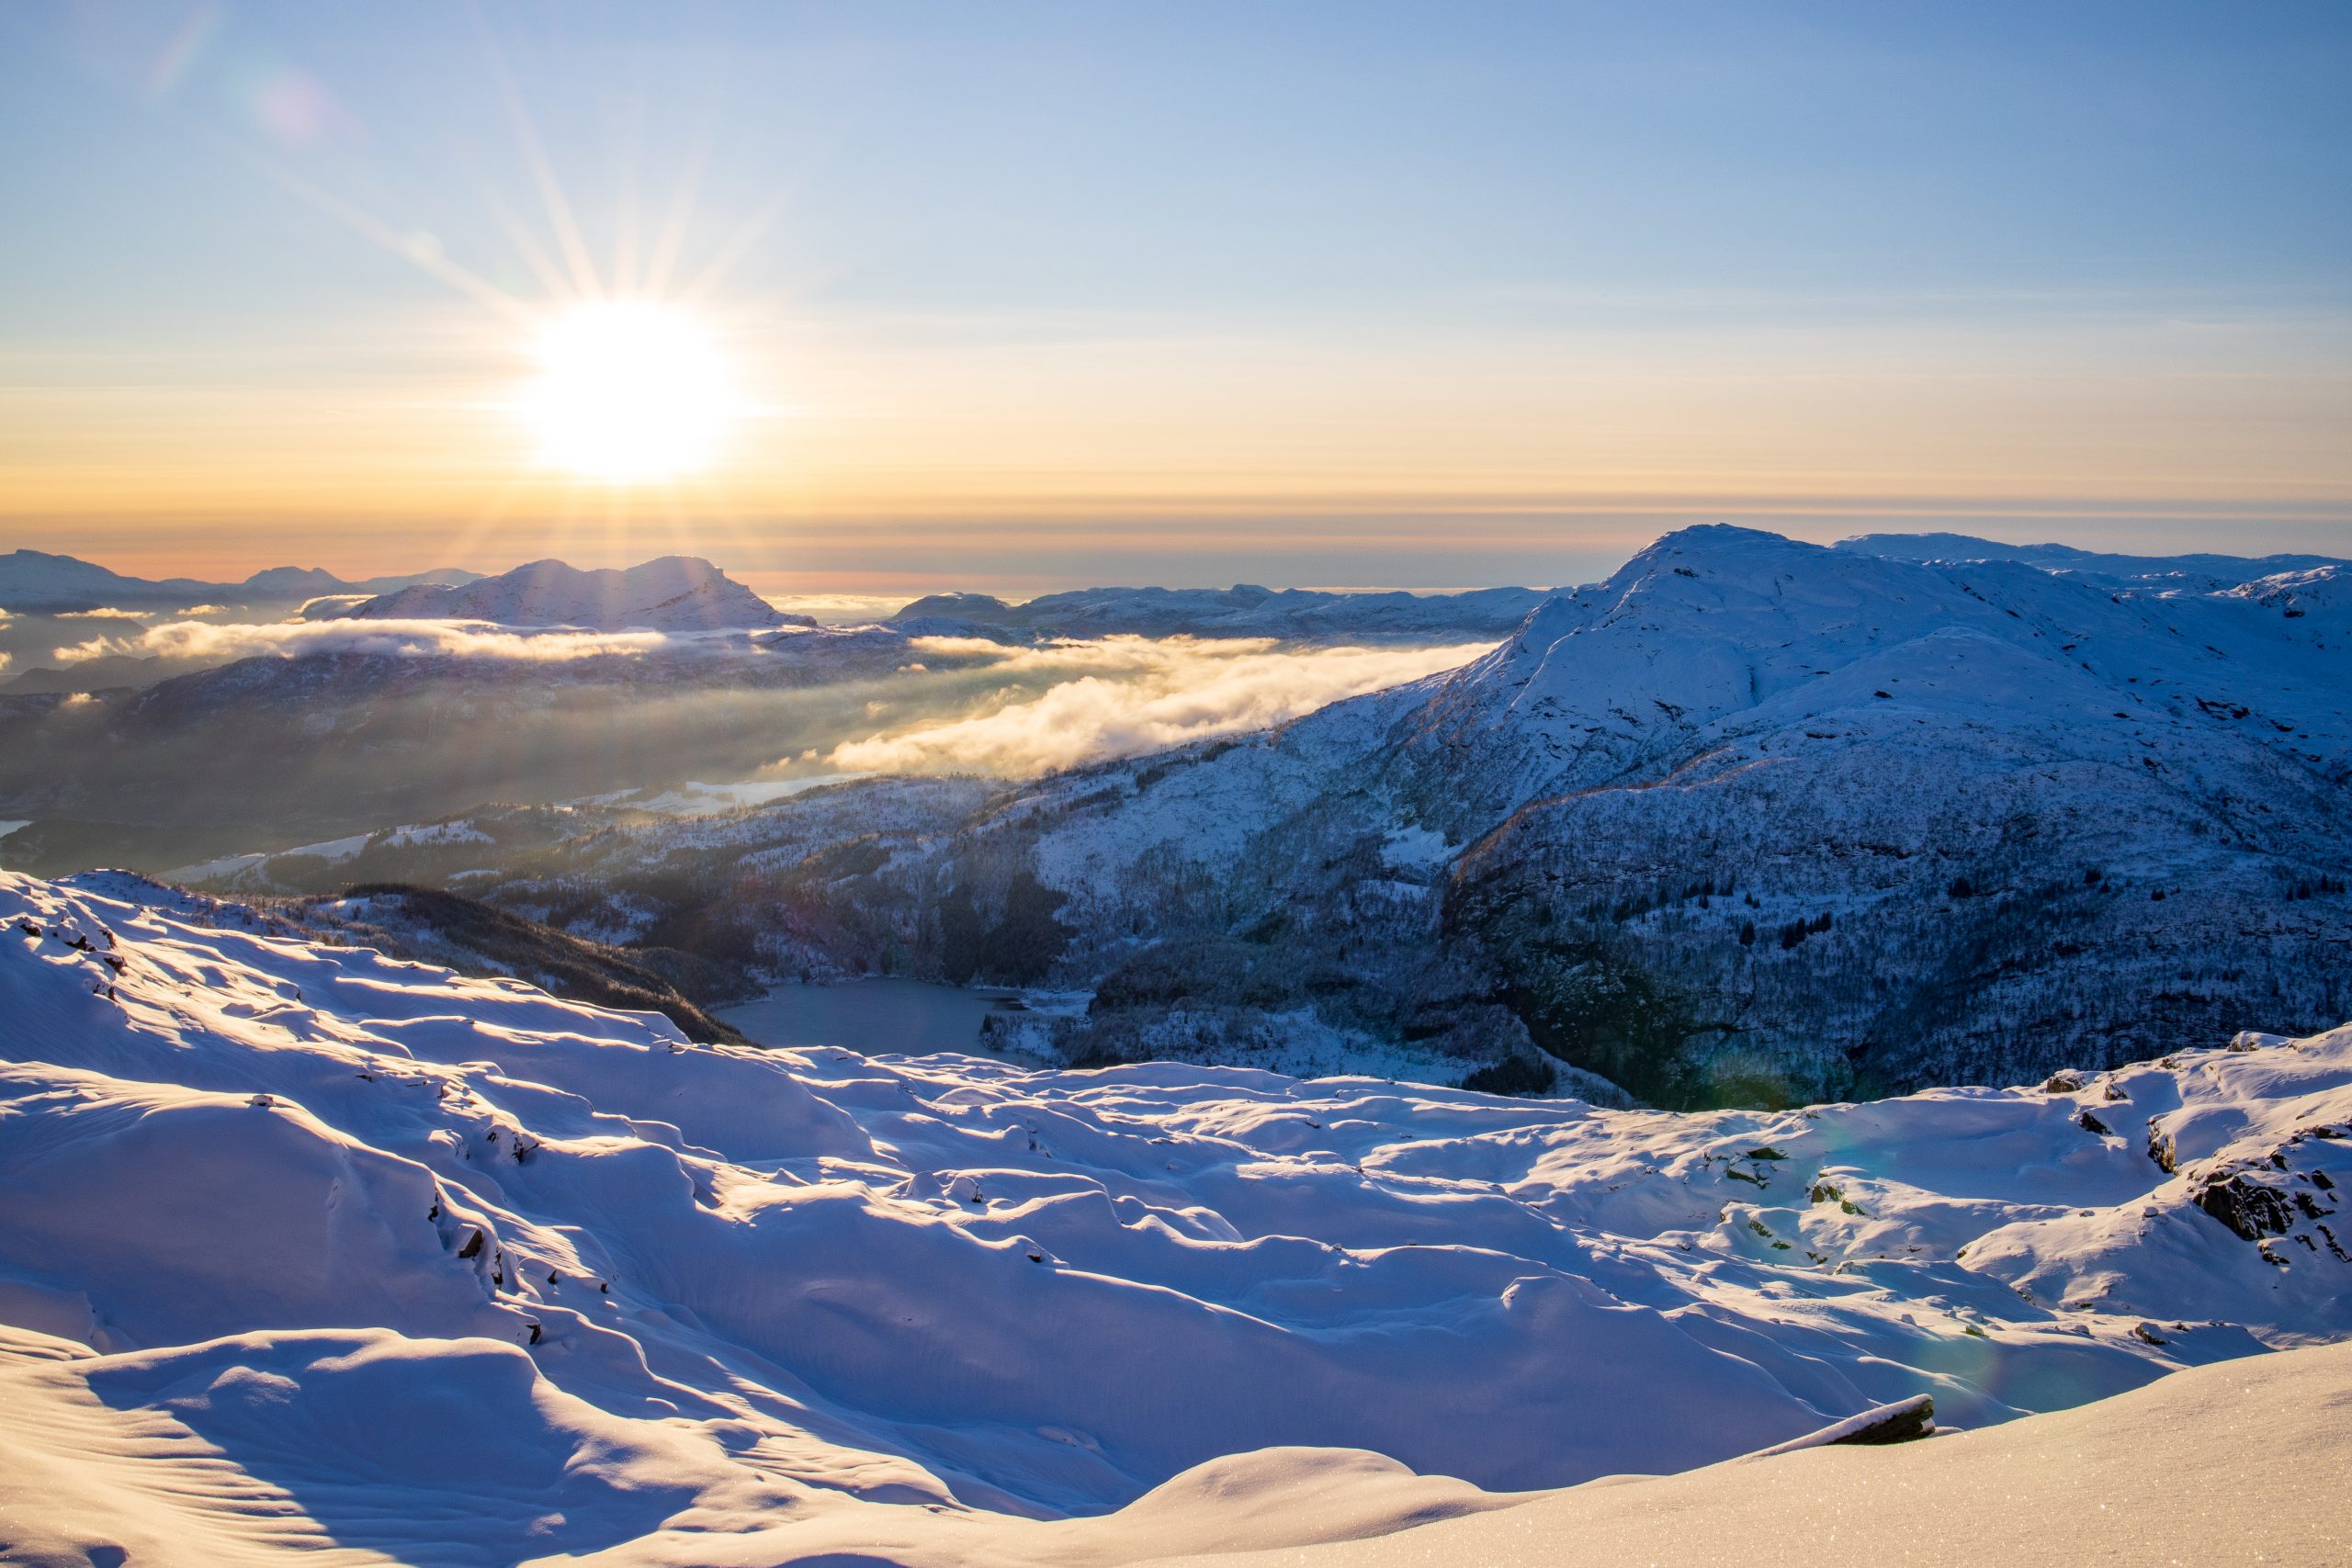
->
[53,618,679,665]
[828,636,1489,775]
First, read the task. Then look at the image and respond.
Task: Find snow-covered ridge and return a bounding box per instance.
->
[1836,528,2347,592]
[3,869,2348,1562]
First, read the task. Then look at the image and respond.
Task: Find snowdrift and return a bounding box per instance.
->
[3,869,2349,1565]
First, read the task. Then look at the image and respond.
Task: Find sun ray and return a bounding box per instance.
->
[607,96,648,299]
[469,9,605,301]
[469,172,578,304]
[242,154,529,324]
[679,183,801,310]
[642,140,714,302]
[435,466,543,570]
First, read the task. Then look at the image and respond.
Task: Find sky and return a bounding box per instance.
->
[1,1,2346,593]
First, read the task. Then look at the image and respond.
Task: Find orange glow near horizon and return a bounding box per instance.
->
[4,299,2347,586]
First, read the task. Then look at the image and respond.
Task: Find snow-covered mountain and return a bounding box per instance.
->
[891,581,1549,639]
[0,548,475,613]
[325,556,796,631]
[476,525,2348,1106]
[3,867,2348,1562]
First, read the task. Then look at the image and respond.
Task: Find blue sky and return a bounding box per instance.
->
[2,2,2346,589]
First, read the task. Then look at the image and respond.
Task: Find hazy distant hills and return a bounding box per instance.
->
[0,547,479,613]
[890,581,1551,639]
[0,553,1558,867]
[319,555,801,632]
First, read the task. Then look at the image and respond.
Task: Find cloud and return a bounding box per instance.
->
[827,635,1488,775]
[51,618,683,665]
[56,607,147,620]
[50,637,130,665]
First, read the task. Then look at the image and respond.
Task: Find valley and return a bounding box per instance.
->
[106,526,2345,1110]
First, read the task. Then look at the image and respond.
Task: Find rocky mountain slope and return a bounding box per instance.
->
[3,867,2348,1562]
[465,525,2348,1106]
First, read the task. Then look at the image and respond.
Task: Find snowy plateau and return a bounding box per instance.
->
[5,870,2352,1565]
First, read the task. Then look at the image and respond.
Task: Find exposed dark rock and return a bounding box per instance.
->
[2191,1169,2295,1241]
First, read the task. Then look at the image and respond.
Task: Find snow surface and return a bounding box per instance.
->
[4,869,2350,1563]
[1162,1339,2352,1567]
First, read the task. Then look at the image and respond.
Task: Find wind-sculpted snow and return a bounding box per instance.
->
[4,871,2350,1563]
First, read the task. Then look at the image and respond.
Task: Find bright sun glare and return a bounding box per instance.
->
[524,302,733,483]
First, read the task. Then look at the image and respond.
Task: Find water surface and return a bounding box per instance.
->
[718,978,1017,1056]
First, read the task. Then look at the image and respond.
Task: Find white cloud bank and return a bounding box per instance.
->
[828,636,1490,775]
[52,619,678,665]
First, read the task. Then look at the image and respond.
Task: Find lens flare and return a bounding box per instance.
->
[523,302,732,482]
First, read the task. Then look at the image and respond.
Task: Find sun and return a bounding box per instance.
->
[523,302,733,483]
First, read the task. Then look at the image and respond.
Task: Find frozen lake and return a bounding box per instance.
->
[717,978,1022,1057]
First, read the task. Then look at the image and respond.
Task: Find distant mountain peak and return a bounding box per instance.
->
[0,550,478,613]
[323,555,788,631]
